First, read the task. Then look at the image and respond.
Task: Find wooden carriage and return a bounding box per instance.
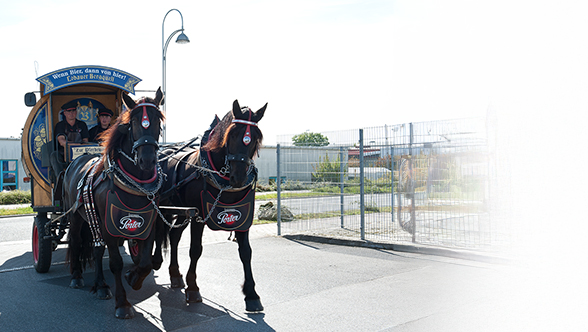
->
[21,65,142,273]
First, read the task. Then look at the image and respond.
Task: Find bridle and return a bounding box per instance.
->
[226,107,258,166]
[119,101,161,165]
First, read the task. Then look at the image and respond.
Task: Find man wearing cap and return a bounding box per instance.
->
[89,108,113,143]
[49,100,90,177]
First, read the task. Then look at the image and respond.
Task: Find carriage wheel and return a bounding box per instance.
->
[32,213,53,273]
[127,239,140,265]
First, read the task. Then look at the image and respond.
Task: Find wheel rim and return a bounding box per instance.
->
[33,224,39,263]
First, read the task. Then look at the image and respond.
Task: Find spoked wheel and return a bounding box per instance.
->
[127,239,140,265]
[32,213,53,273]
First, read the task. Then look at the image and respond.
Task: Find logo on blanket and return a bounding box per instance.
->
[120,214,145,231]
[202,188,255,232]
[217,209,242,226]
[105,190,156,240]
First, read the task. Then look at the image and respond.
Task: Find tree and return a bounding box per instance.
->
[292,132,329,147]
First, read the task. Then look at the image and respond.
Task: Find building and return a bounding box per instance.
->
[0,137,30,191]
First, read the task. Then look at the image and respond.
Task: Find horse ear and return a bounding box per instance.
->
[232,100,241,118]
[252,103,267,123]
[154,87,164,106]
[122,93,136,110]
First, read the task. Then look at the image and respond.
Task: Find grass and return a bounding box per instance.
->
[256,191,339,200]
[0,206,34,216]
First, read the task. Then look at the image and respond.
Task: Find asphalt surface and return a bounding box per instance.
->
[0,217,584,331]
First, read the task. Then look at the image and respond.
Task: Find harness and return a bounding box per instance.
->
[118,101,160,165]
[81,155,165,246]
[78,101,164,246]
[158,111,259,231]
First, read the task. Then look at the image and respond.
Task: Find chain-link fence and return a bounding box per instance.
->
[271,116,512,251]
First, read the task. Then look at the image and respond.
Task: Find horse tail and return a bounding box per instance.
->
[80,223,94,269]
[155,218,170,252]
[65,219,95,272]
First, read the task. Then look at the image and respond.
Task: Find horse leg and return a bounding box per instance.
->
[235,231,263,312]
[108,241,134,319]
[185,222,204,303]
[91,245,112,299]
[124,233,155,291]
[68,214,88,289]
[169,222,186,288]
[152,219,165,271]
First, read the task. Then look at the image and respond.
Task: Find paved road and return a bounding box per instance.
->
[0,215,581,331]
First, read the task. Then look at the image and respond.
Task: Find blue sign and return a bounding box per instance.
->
[37,65,141,95]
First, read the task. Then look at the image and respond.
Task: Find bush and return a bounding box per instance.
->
[312,154,344,183]
[0,190,31,205]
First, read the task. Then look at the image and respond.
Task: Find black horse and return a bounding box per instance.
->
[63,89,164,319]
[155,99,266,312]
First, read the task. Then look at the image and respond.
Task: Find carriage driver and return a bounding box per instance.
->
[89,108,113,143]
[49,100,89,178]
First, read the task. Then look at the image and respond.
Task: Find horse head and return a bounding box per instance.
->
[116,88,164,173]
[201,99,266,188]
[225,100,266,188]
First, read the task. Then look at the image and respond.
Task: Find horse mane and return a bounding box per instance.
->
[202,110,263,154]
[94,97,164,173]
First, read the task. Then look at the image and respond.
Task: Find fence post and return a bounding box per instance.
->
[391,146,394,224]
[276,144,281,236]
[340,146,345,228]
[359,129,365,240]
[410,123,416,243]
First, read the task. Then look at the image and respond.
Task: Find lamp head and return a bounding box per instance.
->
[176,31,190,44]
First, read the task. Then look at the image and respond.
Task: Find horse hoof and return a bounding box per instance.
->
[245,299,264,312]
[115,306,135,319]
[69,278,84,289]
[170,276,185,289]
[152,258,163,271]
[185,290,202,303]
[96,288,113,300]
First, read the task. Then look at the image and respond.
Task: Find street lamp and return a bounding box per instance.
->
[162,8,190,143]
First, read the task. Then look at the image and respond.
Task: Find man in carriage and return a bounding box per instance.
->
[89,107,113,143]
[49,100,89,179]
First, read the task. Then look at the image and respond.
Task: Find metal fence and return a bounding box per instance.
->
[272,116,512,252]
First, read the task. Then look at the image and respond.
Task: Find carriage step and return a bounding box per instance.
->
[158,206,197,218]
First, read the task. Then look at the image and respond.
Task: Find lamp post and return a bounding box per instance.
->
[162,8,190,143]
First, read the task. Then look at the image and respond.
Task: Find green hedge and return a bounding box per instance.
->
[0,190,32,205]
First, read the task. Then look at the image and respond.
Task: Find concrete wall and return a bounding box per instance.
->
[255,145,347,184]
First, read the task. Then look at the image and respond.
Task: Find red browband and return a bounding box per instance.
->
[132,102,158,129]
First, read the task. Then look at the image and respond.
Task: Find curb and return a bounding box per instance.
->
[0,213,35,219]
[282,234,513,265]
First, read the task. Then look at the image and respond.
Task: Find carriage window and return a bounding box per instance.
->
[1,160,18,191]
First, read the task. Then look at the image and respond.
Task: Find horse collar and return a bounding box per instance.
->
[116,158,158,184]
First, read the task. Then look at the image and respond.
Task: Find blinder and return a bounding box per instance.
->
[132,135,159,153]
[226,153,251,165]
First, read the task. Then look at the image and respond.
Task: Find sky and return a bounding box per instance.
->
[2,0,586,147]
